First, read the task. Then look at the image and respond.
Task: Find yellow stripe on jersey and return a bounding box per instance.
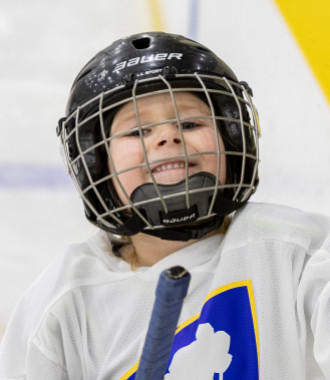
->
[273,0,330,105]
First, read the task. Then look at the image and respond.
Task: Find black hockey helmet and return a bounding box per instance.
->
[57,31,260,241]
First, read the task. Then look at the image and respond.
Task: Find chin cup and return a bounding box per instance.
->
[130,172,217,226]
[114,172,245,241]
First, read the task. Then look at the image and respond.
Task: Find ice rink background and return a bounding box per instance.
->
[0,0,329,339]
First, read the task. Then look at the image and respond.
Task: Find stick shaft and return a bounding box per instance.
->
[135,266,191,380]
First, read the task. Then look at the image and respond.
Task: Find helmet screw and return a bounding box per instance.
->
[162,65,177,78]
[123,73,135,84]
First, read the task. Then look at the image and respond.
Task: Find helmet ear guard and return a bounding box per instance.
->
[57,32,260,241]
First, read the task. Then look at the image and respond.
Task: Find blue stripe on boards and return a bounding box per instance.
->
[188,0,199,41]
[0,163,73,189]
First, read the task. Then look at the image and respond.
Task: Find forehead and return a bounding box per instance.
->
[113,91,211,122]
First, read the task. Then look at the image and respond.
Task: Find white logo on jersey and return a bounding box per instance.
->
[113,53,183,72]
[165,323,232,379]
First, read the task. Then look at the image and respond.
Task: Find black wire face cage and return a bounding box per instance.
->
[58,73,261,237]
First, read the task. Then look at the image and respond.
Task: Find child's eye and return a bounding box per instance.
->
[181,121,200,130]
[127,128,150,137]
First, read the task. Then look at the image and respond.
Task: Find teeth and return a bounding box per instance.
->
[154,162,186,173]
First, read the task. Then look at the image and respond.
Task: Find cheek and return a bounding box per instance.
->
[192,130,226,183]
[109,140,145,203]
[109,139,143,170]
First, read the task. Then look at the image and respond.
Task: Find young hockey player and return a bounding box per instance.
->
[0,32,329,379]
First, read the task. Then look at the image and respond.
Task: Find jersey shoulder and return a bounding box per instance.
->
[227,202,330,253]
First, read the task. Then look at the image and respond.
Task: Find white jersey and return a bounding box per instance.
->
[1,202,330,380]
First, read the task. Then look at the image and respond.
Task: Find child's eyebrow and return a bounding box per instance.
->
[111,112,137,133]
[112,101,211,132]
[176,104,211,117]
[181,106,210,114]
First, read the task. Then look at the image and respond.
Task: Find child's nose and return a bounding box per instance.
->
[155,123,182,147]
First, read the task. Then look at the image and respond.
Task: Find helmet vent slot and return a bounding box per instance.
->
[132,37,151,50]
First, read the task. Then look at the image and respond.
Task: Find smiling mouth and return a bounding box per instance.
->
[151,161,196,174]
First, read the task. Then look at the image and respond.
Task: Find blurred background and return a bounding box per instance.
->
[0,0,329,340]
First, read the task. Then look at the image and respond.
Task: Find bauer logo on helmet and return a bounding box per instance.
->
[113,53,183,72]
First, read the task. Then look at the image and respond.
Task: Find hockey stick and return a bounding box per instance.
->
[135,266,191,380]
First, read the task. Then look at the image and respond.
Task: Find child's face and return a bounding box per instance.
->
[109,91,226,205]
